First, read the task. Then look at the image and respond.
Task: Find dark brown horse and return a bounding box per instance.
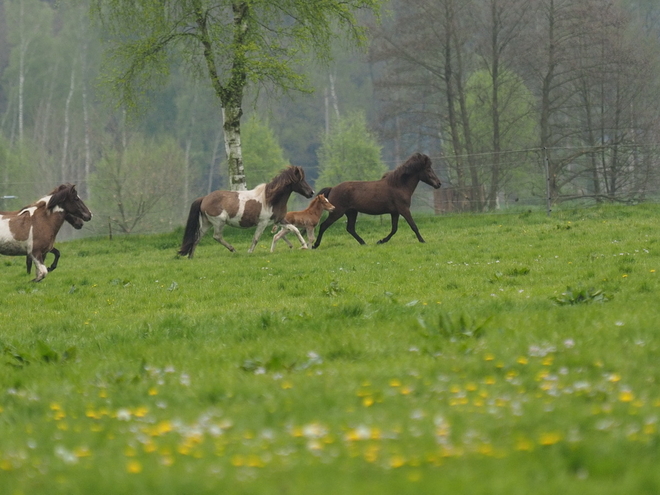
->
[179,166,314,257]
[0,184,92,281]
[313,153,441,248]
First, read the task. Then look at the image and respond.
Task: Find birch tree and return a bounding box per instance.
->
[91,0,382,191]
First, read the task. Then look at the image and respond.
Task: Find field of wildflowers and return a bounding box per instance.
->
[1,204,660,494]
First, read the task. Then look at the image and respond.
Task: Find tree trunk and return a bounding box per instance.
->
[61,62,76,183]
[222,105,246,191]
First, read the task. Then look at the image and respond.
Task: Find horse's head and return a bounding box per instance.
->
[65,213,85,230]
[47,184,93,222]
[290,166,314,199]
[418,154,442,189]
[317,193,335,212]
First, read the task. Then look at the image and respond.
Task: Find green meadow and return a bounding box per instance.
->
[1,204,660,494]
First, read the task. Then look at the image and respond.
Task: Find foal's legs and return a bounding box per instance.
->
[345,210,366,245]
[376,213,399,244]
[270,224,307,253]
[271,227,295,251]
[305,226,316,245]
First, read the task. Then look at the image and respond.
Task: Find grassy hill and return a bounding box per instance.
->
[1,205,660,493]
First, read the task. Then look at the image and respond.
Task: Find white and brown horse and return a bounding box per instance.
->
[271,193,335,251]
[179,166,314,257]
[26,213,84,275]
[0,184,92,281]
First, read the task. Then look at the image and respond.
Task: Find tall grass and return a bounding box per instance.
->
[1,204,660,494]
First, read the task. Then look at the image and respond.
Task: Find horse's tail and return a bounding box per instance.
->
[318,187,332,199]
[178,198,203,258]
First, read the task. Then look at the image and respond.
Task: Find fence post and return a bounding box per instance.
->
[543,147,552,216]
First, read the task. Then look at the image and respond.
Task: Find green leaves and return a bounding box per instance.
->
[3,341,77,367]
[552,287,612,306]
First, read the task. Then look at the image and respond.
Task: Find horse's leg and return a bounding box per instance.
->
[270,227,285,252]
[282,232,294,249]
[211,220,235,252]
[345,210,366,245]
[47,248,61,272]
[248,222,270,253]
[29,253,48,282]
[313,210,344,249]
[285,224,307,250]
[306,226,316,245]
[377,213,400,244]
[400,207,426,243]
[271,227,293,252]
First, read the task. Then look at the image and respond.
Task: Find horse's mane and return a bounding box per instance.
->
[265,166,305,204]
[383,153,429,186]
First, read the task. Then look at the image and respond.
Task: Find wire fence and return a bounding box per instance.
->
[3,143,660,240]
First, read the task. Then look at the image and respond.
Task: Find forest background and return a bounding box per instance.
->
[2,0,660,236]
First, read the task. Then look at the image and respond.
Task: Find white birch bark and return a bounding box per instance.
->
[61,62,76,182]
[222,105,246,191]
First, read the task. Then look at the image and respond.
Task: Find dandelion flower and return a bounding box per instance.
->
[619,390,635,402]
[127,460,142,474]
[539,432,562,446]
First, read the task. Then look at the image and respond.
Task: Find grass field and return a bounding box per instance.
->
[1,204,660,494]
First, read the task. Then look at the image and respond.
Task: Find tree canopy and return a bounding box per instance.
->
[92,0,383,190]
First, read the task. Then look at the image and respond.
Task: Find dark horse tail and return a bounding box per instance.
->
[178,198,203,258]
[318,187,332,198]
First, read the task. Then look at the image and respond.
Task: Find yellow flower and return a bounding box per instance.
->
[281,381,293,389]
[148,388,158,396]
[74,446,92,458]
[539,432,562,446]
[517,357,528,365]
[619,390,635,402]
[362,397,374,407]
[127,460,142,474]
[389,378,401,387]
[155,420,172,435]
[515,438,534,451]
[133,406,149,418]
[400,386,413,395]
[484,353,495,361]
[389,455,405,468]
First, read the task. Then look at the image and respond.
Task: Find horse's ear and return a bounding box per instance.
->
[294,166,304,180]
[47,184,71,209]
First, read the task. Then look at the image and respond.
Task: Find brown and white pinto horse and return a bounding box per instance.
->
[26,213,84,275]
[179,166,314,257]
[313,153,441,248]
[0,184,92,281]
[271,193,334,251]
